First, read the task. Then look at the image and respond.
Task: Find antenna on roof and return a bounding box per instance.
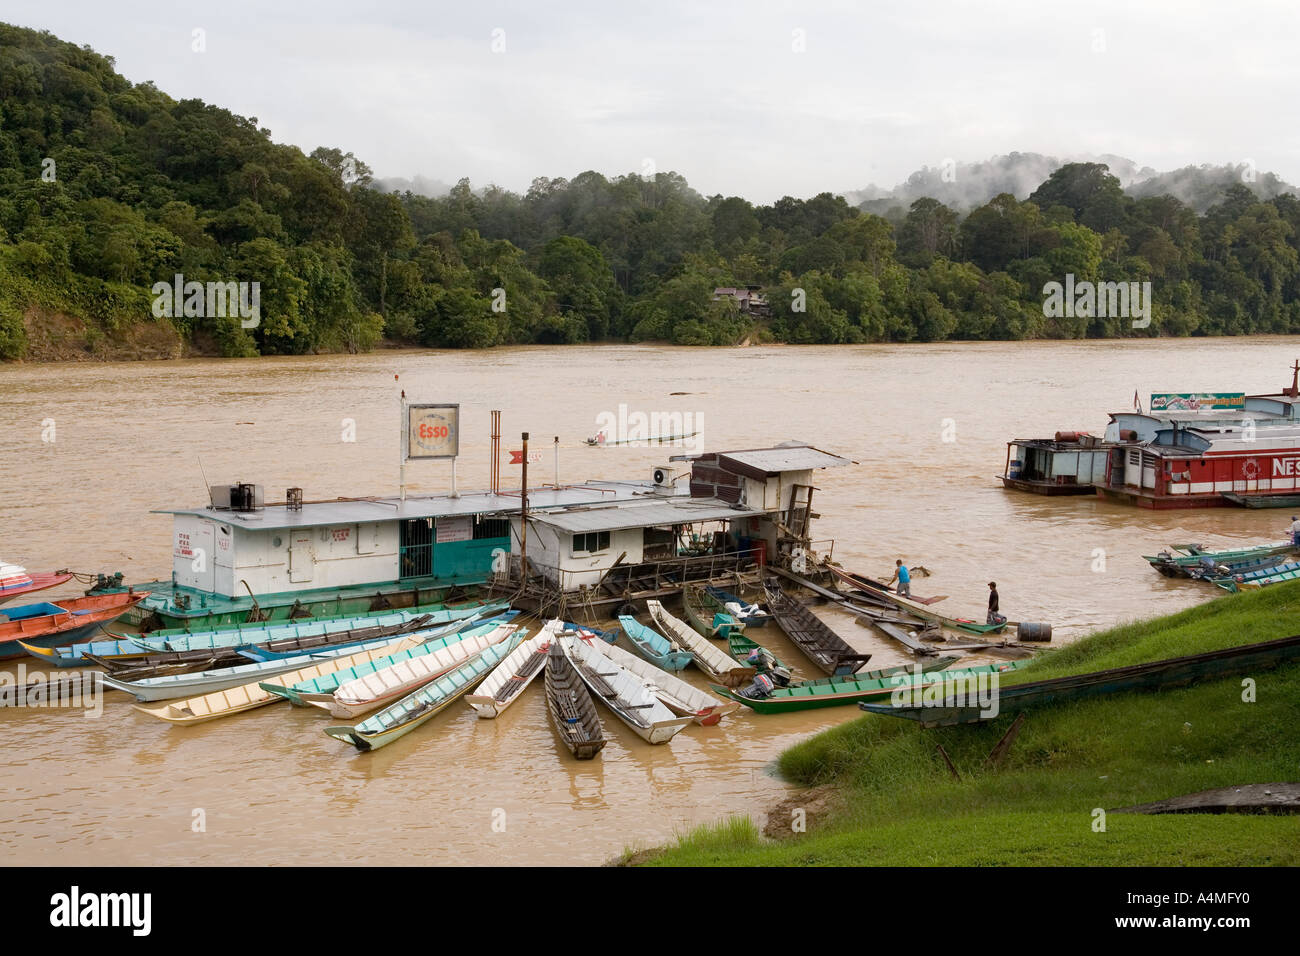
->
[1287,359,1300,398]
[198,456,214,508]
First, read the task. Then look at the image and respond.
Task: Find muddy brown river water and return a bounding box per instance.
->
[2,337,1297,864]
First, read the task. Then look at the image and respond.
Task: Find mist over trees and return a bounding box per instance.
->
[3,22,1300,360]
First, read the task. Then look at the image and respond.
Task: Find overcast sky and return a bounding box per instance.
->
[6,1,1299,203]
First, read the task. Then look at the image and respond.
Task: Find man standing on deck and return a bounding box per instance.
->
[1289,516,1300,547]
[888,559,912,598]
[987,582,1007,626]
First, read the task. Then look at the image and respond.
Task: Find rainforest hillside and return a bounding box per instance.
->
[3,22,1300,360]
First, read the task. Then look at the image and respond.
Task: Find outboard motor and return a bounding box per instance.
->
[739,672,775,700]
[770,665,792,688]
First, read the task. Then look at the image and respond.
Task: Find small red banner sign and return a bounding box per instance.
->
[509,450,543,464]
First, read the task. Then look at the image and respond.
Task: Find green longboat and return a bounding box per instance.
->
[711,660,1028,714]
[1213,562,1300,592]
[325,633,524,752]
[860,634,1300,727]
[726,630,790,673]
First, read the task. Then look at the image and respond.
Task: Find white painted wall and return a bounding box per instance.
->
[173,516,400,596]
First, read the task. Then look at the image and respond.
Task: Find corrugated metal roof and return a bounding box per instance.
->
[528,497,761,533]
[719,443,854,474]
[672,441,855,473]
[152,481,670,532]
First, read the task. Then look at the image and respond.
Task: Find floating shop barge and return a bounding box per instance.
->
[115,442,853,631]
[1002,365,1300,508]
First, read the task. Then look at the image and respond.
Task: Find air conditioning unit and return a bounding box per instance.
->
[652,465,674,489]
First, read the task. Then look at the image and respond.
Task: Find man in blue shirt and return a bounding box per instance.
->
[888,559,912,598]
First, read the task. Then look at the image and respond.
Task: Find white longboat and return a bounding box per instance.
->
[646,600,755,688]
[561,633,694,744]
[464,620,563,719]
[303,621,521,718]
[590,639,738,725]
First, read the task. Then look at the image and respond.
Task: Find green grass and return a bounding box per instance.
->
[643,581,1300,866]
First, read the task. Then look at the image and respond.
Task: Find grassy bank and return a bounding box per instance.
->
[641,581,1300,866]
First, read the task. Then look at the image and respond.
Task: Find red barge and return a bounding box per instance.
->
[1004,362,1300,509]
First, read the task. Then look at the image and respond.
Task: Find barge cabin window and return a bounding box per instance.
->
[572,531,611,555]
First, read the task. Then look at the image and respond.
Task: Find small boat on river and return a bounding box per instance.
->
[1,592,149,661]
[544,640,606,759]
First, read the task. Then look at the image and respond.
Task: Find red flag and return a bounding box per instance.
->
[509,450,523,464]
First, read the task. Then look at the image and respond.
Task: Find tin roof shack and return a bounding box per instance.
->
[712,286,770,317]
[515,496,763,591]
[675,442,856,564]
[1001,433,1113,496]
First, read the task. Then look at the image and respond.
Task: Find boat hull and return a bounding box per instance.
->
[1000,476,1096,496]
[1223,492,1300,509]
[0,571,74,606]
[0,593,148,661]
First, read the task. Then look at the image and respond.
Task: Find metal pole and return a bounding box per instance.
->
[398,379,407,503]
[554,435,559,487]
[450,456,459,498]
[520,431,529,580]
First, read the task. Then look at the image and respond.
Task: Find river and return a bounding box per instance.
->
[2,337,1297,864]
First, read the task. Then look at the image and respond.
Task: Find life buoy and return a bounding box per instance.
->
[1243,458,1260,480]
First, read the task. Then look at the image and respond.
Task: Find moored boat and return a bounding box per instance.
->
[562,633,694,744]
[132,632,434,726]
[712,660,1028,714]
[822,565,1010,634]
[763,585,872,676]
[645,600,755,687]
[1223,492,1300,509]
[544,639,606,759]
[1142,541,1295,577]
[263,615,512,705]
[464,621,562,718]
[1213,562,1300,592]
[100,632,417,702]
[0,591,149,661]
[593,640,739,725]
[618,614,693,672]
[301,619,523,719]
[23,601,492,668]
[705,585,770,627]
[324,635,523,752]
[859,634,1300,726]
[0,563,74,605]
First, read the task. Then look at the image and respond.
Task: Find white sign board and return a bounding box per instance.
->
[405,403,460,460]
[436,516,473,543]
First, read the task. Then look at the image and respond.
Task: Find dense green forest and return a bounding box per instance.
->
[3,22,1300,360]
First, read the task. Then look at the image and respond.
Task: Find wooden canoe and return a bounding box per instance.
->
[859,634,1300,727]
[303,621,522,719]
[785,656,960,690]
[100,632,418,701]
[812,566,1013,636]
[705,585,771,627]
[0,591,149,661]
[682,583,744,639]
[763,585,872,676]
[646,600,754,687]
[28,601,495,668]
[825,565,949,605]
[712,661,1028,714]
[132,633,432,726]
[562,633,694,744]
[619,614,693,672]
[1214,563,1300,592]
[0,565,74,605]
[594,640,738,725]
[82,615,444,677]
[236,610,507,662]
[464,621,562,718]
[544,639,606,759]
[726,630,793,674]
[261,617,509,705]
[325,634,523,752]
